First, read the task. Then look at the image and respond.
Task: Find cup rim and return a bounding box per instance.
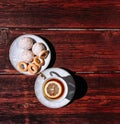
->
[34,67,76,108]
[42,76,68,102]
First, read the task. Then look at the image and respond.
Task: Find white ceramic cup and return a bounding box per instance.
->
[41,75,68,103]
[34,68,76,108]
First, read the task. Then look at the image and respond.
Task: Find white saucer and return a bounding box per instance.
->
[34,67,76,109]
[9,34,51,75]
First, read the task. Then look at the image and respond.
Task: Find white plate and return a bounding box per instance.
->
[34,67,76,109]
[9,34,51,75]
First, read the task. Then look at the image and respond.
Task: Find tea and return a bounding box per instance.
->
[43,78,64,100]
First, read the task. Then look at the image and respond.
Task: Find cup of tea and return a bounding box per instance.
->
[42,77,68,102]
[34,67,75,108]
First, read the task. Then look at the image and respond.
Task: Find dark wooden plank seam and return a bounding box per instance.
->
[1,27,120,30]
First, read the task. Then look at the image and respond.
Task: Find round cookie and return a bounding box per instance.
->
[21,50,34,63]
[32,42,46,56]
[18,37,34,49]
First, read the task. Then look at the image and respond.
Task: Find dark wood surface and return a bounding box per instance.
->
[0,1,120,124]
[1,1,120,28]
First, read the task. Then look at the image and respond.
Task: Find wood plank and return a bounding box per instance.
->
[0,113,120,124]
[0,1,120,28]
[0,29,120,74]
[0,74,120,114]
[0,74,120,123]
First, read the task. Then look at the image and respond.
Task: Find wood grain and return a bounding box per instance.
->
[0,1,120,28]
[0,74,120,123]
[0,29,119,74]
[0,114,120,124]
[0,1,120,123]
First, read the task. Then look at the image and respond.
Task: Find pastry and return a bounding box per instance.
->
[18,37,34,49]
[32,42,46,56]
[21,50,34,63]
[33,56,44,67]
[28,63,39,74]
[17,61,28,72]
[39,50,49,59]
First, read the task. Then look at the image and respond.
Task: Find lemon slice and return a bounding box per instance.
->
[44,80,63,99]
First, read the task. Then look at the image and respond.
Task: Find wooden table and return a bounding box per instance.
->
[0,1,120,124]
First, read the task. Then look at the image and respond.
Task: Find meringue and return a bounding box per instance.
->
[32,42,46,56]
[21,50,34,63]
[19,37,34,49]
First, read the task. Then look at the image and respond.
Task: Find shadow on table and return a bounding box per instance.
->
[61,68,88,101]
[40,36,56,68]
[73,74,88,100]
